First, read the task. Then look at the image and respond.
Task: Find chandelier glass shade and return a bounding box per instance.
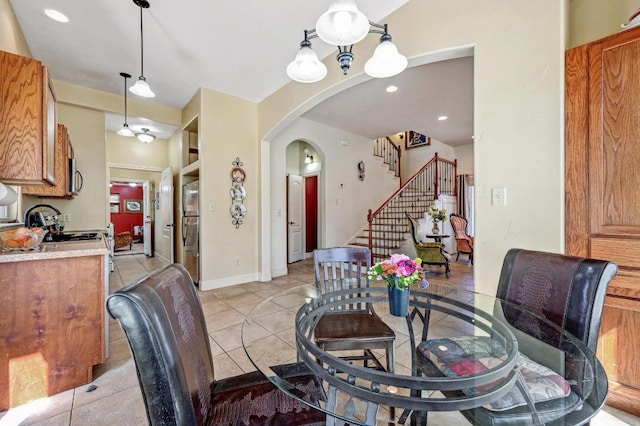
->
[286,38,327,83]
[136,128,155,143]
[287,1,407,83]
[129,0,155,98]
[117,72,135,137]
[363,35,408,78]
[315,0,369,46]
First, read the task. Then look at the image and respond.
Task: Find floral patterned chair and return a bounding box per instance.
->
[450,213,474,264]
[114,231,132,250]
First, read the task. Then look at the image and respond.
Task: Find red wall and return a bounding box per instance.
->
[110,184,144,235]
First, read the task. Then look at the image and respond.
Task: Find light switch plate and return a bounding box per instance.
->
[492,187,507,206]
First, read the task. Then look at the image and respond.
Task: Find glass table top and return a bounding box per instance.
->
[242,283,607,425]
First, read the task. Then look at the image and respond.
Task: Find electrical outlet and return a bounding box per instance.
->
[234,257,240,266]
[62,213,71,221]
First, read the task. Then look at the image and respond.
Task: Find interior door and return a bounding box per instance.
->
[160,167,174,262]
[142,180,152,257]
[287,174,303,263]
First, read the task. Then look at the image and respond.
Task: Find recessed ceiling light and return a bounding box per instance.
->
[44,8,69,23]
[386,85,398,93]
[438,115,448,121]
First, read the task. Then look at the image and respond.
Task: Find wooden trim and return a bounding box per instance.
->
[565,44,590,258]
[607,382,640,417]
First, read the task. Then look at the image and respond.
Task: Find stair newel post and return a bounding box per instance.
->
[434,152,440,200]
[367,209,374,263]
[453,159,458,197]
[397,143,402,186]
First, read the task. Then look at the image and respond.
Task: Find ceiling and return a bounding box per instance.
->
[9,0,473,146]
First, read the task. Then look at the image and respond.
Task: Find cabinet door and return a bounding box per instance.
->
[566,26,640,416]
[0,51,55,185]
[23,124,71,197]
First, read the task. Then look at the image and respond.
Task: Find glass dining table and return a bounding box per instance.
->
[241,282,608,425]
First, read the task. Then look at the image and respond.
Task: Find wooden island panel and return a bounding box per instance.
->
[0,255,105,410]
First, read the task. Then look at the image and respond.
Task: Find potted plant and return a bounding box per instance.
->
[368,254,429,316]
[427,205,447,234]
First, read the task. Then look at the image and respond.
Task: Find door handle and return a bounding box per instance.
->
[288,221,295,225]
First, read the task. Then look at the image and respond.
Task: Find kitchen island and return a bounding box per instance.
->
[0,236,110,410]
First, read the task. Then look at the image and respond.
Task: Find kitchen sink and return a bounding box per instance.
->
[47,232,103,242]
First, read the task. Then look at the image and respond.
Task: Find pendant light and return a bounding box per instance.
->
[136,128,155,143]
[117,72,135,137]
[129,0,155,98]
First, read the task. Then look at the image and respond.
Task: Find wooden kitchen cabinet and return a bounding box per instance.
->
[0,50,57,186]
[566,25,640,416]
[0,253,107,410]
[23,124,74,198]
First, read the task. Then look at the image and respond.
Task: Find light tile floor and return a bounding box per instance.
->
[0,254,638,425]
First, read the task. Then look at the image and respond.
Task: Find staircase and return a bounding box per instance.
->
[350,153,457,263]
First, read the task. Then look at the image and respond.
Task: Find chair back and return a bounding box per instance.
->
[404,212,421,245]
[106,263,214,426]
[450,213,470,240]
[496,248,617,352]
[314,247,371,311]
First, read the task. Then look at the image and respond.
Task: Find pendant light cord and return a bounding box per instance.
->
[139,6,144,77]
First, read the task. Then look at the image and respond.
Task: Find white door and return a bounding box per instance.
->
[160,167,174,262]
[288,174,303,263]
[142,180,153,257]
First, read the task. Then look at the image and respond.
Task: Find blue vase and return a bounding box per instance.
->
[388,286,410,316]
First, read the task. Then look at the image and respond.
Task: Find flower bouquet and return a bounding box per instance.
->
[368,254,429,316]
[427,205,447,233]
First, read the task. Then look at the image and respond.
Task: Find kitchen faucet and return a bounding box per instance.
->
[24,204,62,228]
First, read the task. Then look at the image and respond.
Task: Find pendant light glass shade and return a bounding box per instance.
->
[130,0,155,98]
[0,183,17,206]
[316,0,369,46]
[286,44,327,83]
[136,128,155,143]
[117,123,135,137]
[364,38,408,78]
[130,76,155,98]
[117,72,135,137]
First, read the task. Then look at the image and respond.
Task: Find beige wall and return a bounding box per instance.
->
[106,132,169,168]
[0,0,29,56]
[454,144,474,176]
[568,0,638,47]
[196,88,260,290]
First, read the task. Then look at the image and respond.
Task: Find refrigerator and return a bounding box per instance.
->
[182,180,199,284]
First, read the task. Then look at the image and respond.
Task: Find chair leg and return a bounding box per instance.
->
[445,262,450,278]
[456,252,460,261]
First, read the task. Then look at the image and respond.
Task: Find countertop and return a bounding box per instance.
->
[0,234,110,263]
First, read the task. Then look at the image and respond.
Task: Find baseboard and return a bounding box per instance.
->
[199,272,261,291]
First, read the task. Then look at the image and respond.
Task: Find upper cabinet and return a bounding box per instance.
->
[23,124,74,198]
[0,50,57,186]
[181,115,199,177]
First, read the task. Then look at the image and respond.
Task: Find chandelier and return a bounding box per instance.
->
[287,0,407,83]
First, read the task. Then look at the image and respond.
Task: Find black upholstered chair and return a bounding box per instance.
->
[417,248,617,425]
[313,247,396,373]
[106,263,326,426]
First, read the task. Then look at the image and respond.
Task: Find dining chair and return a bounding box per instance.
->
[449,213,473,264]
[405,212,450,278]
[313,247,396,374]
[416,248,618,425]
[106,263,326,426]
